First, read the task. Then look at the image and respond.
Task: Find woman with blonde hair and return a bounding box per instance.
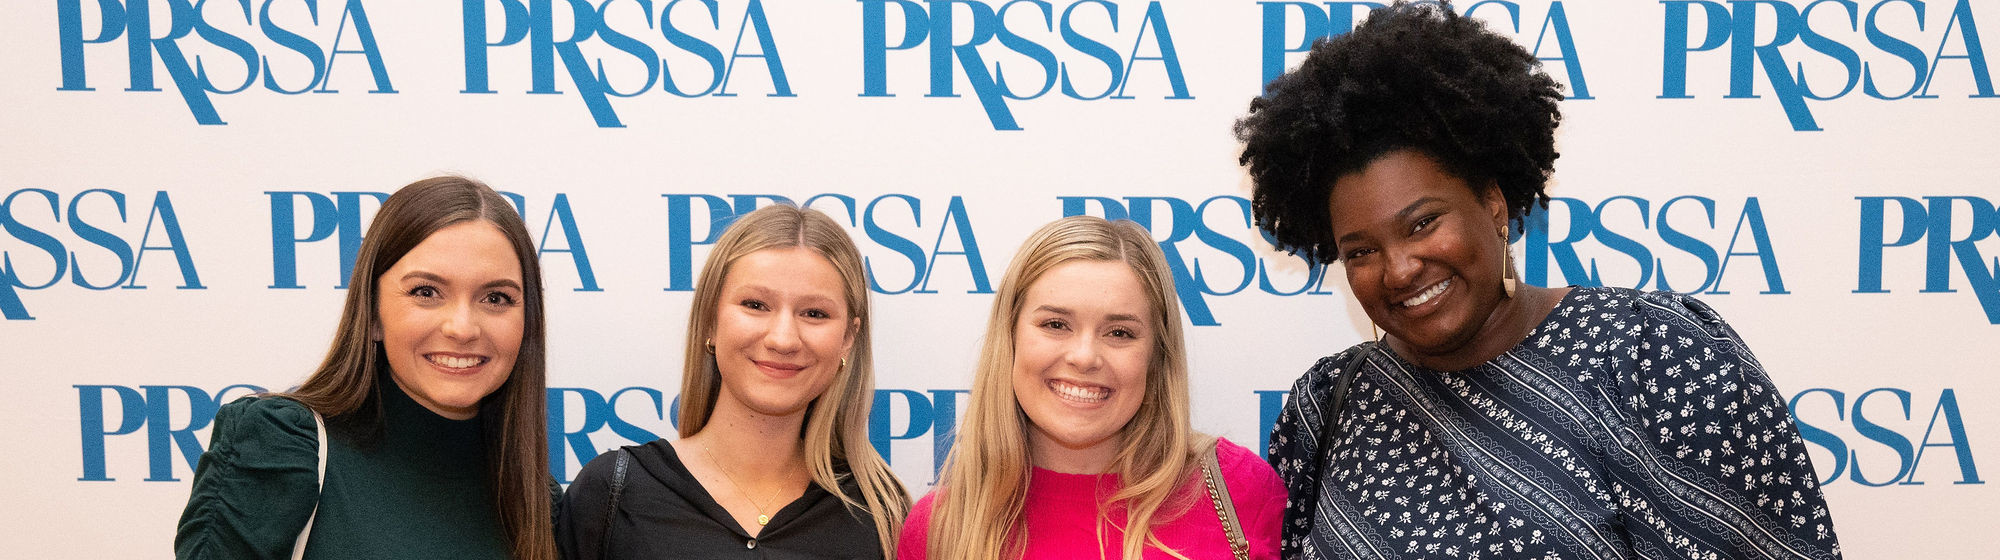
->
[898,216,1284,560]
[558,204,909,558]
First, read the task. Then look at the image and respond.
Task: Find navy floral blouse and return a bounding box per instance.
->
[1268,287,1841,560]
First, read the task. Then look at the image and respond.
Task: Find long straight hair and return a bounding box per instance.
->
[284,176,555,560]
[927,216,1209,560]
[675,204,911,556]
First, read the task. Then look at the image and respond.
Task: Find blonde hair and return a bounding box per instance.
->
[927,215,1211,560]
[675,204,910,556]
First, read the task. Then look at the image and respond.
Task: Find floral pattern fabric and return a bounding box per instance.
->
[1267,287,1841,560]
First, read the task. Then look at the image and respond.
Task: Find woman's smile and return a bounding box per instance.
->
[752,359,808,378]
[1395,278,1454,310]
[1046,378,1113,406]
[424,352,490,372]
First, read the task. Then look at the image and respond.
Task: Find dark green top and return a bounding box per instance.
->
[175,381,508,560]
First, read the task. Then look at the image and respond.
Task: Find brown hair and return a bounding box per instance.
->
[284,175,555,560]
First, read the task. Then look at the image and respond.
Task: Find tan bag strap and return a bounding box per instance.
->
[1201,441,1250,560]
[291,410,328,560]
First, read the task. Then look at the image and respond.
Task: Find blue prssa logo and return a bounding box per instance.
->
[1856,196,2000,324]
[76,384,267,481]
[80,384,969,484]
[56,0,396,125]
[1522,195,1788,296]
[859,0,1193,131]
[266,190,600,292]
[1,188,204,321]
[1662,0,1996,131]
[1259,1,1592,99]
[550,387,968,483]
[663,193,994,295]
[1061,195,1341,327]
[1791,387,1982,486]
[463,0,794,128]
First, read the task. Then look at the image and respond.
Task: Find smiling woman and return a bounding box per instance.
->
[1235,2,1843,559]
[899,216,1285,560]
[556,204,910,560]
[174,176,556,560]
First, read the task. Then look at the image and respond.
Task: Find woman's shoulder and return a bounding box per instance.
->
[1559,286,1736,331]
[1210,437,1263,471]
[572,439,678,488]
[209,395,318,451]
[1211,438,1282,491]
[1289,341,1380,393]
[906,490,938,524]
[1305,342,1376,374]
[896,490,941,560]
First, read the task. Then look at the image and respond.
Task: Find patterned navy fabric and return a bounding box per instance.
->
[1268,287,1841,560]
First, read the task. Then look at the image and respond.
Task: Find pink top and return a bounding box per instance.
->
[897,437,1284,560]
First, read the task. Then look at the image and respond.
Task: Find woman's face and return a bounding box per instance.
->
[373,221,526,420]
[1010,259,1153,473]
[709,247,857,420]
[1329,149,1510,359]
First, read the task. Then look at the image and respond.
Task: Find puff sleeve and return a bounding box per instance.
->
[1609,292,1842,559]
[174,396,322,560]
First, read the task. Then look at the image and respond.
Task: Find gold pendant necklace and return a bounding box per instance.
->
[702,442,781,526]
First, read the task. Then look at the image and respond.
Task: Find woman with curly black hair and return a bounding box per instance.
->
[1238,2,1842,559]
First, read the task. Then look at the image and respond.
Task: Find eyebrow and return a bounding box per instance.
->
[733,284,842,306]
[1335,196,1446,244]
[400,271,522,291]
[1033,305,1144,324]
[1104,313,1144,323]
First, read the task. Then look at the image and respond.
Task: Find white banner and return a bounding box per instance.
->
[2,1,1995,558]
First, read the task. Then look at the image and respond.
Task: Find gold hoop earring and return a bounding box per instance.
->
[1371,323,1382,341]
[840,357,848,372]
[1500,224,1517,299]
[704,338,715,354]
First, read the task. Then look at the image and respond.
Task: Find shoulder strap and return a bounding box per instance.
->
[1313,341,1374,474]
[1201,441,1250,560]
[290,410,328,560]
[599,448,632,555]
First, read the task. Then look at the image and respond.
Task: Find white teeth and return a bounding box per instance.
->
[429,355,481,369]
[1050,380,1109,403]
[1400,279,1451,307]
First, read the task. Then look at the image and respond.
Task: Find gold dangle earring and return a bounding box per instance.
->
[1499,224,1517,298]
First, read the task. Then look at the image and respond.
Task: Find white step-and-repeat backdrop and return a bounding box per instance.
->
[3,1,1994,557]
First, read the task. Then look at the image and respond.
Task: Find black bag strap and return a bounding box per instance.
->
[599,448,631,555]
[1314,341,1375,471]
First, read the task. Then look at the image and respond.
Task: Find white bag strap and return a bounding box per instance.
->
[290,410,328,560]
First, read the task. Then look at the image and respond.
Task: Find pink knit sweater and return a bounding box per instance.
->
[897,437,1283,559]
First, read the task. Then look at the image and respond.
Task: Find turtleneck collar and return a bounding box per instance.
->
[376,376,488,477]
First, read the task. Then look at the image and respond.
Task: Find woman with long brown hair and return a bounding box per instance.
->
[557,204,909,559]
[175,176,557,560]
[899,216,1284,560]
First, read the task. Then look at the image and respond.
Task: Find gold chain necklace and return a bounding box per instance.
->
[701,442,782,526]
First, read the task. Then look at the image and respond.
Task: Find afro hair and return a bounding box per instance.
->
[1234,0,1563,265]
